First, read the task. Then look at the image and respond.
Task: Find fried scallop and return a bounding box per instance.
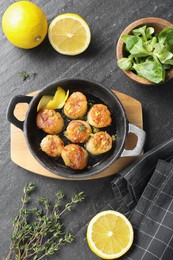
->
[40,135,64,157]
[36,108,64,134]
[85,131,112,155]
[63,91,87,119]
[65,120,92,143]
[87,104,112,128]
[61,144,88,170]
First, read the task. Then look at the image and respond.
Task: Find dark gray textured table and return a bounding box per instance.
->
[1,0,173,259]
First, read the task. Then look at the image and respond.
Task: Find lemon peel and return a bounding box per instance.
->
[37,95,53,112]
[37,87,69,111]
[57,89,69,109]
[46,87,69,109]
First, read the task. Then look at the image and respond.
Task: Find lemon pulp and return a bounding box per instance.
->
[48,13,91,55]
[87,210,134,259]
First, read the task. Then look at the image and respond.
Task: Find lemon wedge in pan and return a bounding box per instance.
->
[37,95,53,111]
[37,87,69,111]
[46,87,69,109]
[57,89,69,109]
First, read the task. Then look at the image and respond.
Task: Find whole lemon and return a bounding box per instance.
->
[2,1,48,49]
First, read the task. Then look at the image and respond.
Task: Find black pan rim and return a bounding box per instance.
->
[24,77,128,179]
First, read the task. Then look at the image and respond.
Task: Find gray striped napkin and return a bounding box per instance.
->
[108,137,173,259]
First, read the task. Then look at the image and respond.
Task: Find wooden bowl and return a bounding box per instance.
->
[116,17,173,85]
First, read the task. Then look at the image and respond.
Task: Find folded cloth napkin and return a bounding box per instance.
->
[106,137,173,260]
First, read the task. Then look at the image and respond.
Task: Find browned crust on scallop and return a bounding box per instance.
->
[64,92,87,119]
[85,131,112,155]
[61,144,88,170]
[65,120,92,143]
[40,135,64,157]
[36,108,64,134]
[87,104,112,128]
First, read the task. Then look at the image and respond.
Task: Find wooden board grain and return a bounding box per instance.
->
[11,90,143,180]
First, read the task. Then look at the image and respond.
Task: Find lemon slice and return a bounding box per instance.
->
[87,210,134,259]
[46,87,69,109]
[48,13,91,55]
[37,95,53,111]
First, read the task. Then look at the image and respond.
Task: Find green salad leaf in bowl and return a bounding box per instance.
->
[116,18,173,85]
[117,25,173,84]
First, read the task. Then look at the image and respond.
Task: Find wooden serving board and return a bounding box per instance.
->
[11,90,143,180]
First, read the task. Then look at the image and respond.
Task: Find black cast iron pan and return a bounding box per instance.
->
[7,78,146,179]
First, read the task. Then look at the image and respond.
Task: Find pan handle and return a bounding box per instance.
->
[121,123,146,157]
[6,95,32,131]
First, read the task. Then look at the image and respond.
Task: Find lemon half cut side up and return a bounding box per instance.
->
[48,13,91,55]
[87,210,134,259]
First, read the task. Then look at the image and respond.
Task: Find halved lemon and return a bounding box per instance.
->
[87,210,134,259]
[48,13,91,55]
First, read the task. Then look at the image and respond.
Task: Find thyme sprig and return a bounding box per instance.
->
[19,70,37,81]
[5,183,85,260]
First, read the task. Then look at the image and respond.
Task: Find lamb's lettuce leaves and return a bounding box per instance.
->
[155,51,173,64]
[117,57,132,70]
[122,35,152,57]
[129,38,152,57]
[133,60,165,83]
[145,36,157,52]
[118,25,173,83]
[121,35,139,52]
[132,25,154,41]
[158,28,173,52]
[146,27,155,38]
